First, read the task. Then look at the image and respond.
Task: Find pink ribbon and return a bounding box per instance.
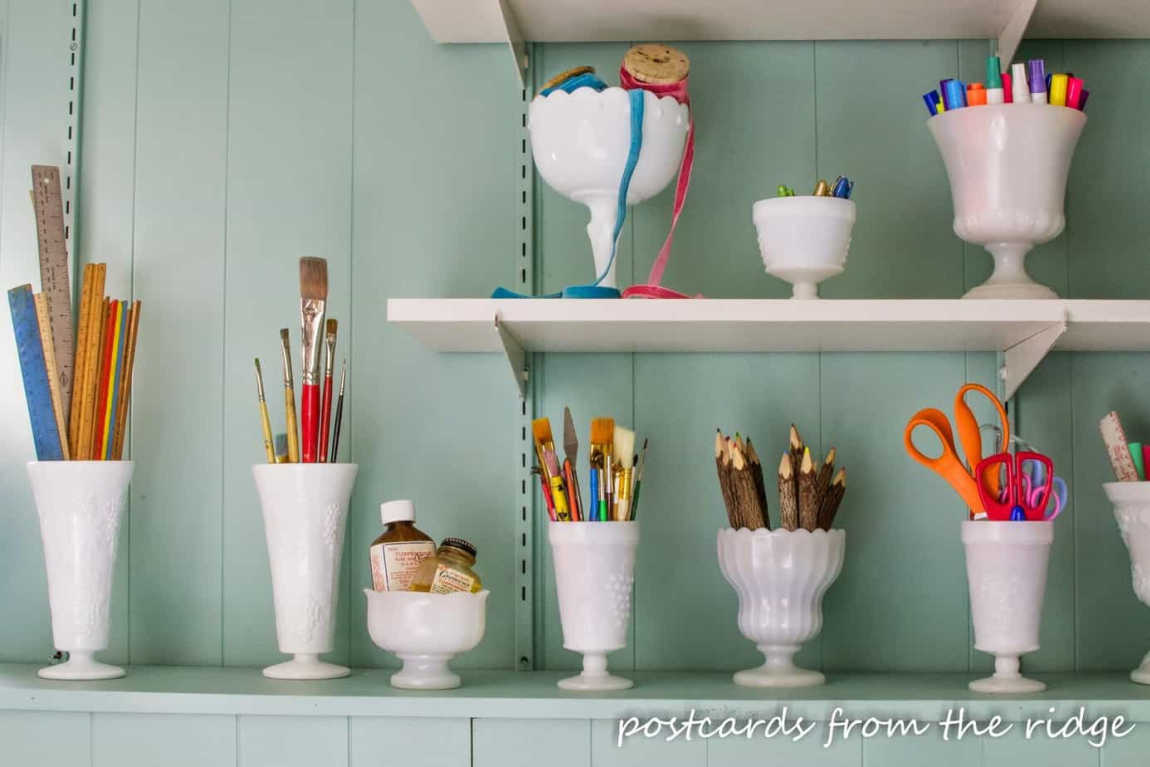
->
[618,66,696,299]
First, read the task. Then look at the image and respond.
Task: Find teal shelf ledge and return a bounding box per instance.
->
[0,665,1147,721]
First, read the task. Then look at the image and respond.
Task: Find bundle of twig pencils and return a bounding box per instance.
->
[716,424,846,531]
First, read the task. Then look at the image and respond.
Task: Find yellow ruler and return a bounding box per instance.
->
[31,165,74,422]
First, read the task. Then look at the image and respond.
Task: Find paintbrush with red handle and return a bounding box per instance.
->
[298,258,327,462]
[318,318,337,461]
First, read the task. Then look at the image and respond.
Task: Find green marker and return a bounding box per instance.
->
[1130,442,1145,481]
[986,55,1004,104]
[776,185,795,197]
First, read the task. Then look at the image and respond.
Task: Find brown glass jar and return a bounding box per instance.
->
[369,500,436,591]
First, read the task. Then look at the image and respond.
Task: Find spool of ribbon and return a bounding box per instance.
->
[619,65,696,299]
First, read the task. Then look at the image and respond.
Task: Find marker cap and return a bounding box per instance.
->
[1049,73,1068,106]
[922,90,939,116]
[1066,76,1084,109]
[1011,63,1029,103]
[986,56,1002,88]
[380,499,416,524]
[1001,71,1013,103]
[942,79,967,110]
[1028,59,1046,94]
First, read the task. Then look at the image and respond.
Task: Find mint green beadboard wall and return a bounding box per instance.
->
[2,0,1150,685]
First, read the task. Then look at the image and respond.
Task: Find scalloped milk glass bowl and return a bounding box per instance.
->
[528,87,689,289]
[252,463,358,680]
[364,589,489,690]
[752,196,856,299]
[27,460,133,681]
[962,520,1053,693]
[928,104,1085,299]
[548,521,639,691]
[717,527,846,687]
[1103,482,1150,685]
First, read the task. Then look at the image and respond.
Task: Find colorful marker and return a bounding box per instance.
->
[966,82,987,106]
[986,57,1004,104]
[942,79,966,110]
[1131,442,1146,481]
[1049,73,1068,107]
[1066,76,1084,109]
[1001,70,1013,103]
[831,176,853,199]
[1028,59,1047,103]
[1011,63,1029,104]
[1078,89,1090,111]
[923,90,940,116]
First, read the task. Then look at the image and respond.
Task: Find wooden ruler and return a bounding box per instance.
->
[31,165,74,421]
[33,292,70,459]
[8,285,64,460]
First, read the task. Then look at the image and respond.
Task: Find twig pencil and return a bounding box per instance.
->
[746,438,769,529]
[778,452,799,531]
[716,429,736,526]
[329,358,346,462]
[254,358,275,463]
[822,468,847,528]
[731,441,766,529]
[813,446,835,509]
[798,447,818,531]
[280,329,300,463]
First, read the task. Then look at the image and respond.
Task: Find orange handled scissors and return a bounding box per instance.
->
[903,383,1010,517]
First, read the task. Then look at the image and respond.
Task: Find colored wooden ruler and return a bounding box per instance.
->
[31,165,74,420]
[8,285,64,460]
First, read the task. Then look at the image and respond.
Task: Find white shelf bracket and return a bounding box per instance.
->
[1000,317,1066,401]
[497,0,528,88]
[495,313,528,398]
[997,0,1037,66]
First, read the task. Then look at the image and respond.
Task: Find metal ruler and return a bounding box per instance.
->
[8,285,64,460]
[31,165,73,420]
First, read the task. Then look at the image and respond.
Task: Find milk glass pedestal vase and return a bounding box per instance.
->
[752,196,856,299]
[364,589,488,690]
[927,104,1085,299]
[528,88,689,289]
[253,463,358,680]
[548,521,639,691]
[1104,482,1150,685]
[717,527,846,687]
[962,520,1053,693]
[27,461,133,681]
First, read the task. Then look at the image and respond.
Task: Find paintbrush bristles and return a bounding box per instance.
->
[614,426,635,469]
[532,417,554,447]
[299,257,328,300]
[590,418,614,447]
[325,318,338,338]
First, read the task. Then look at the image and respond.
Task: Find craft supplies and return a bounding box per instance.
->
[904,383,1009,518]
[254,359,276,463]
[9,248,142,461]
[31,166,73,413]
[1100,411,1142,481]
[717,425,845,531]
[775,175,854,200]
[924,57,1087,116]
[533,417,571,521]
[1132,442,1147,481]
[369,500,436,592]
[976,451,1054,521]
[409,538,482,594]
[562,407,583,521]
[298,258,328,463]
[261,262,347,464]
[319,319,337,462]
[613,426,635,521]
[589,418,614,521]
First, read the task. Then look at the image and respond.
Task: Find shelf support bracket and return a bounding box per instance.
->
[997,0,1037,67]
[495,313,528,399]
[497,0,528,88]
[1000,318,1066,402]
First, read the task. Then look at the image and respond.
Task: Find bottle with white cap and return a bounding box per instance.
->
[369,500,436,591]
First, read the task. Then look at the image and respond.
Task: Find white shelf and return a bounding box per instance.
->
[387,298,1150,398]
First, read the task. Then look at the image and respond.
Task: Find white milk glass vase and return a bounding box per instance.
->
[253,463,358,680]
[717,527,846,687]
[752,196,856,299]
[1104,482,1150,684]
[27,460,133,680]
[548,521,639,690]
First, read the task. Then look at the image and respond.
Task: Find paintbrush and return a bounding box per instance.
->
[533,418,570,521]
[630,438,648,520]
[562,407,582,521]
[280,328,300,463]
[318,318,337,462]
[590,418,614,521]
[274,433,288,463]
[298,257,328,462]
[329,358,346,462]
[613,426,635,521]
[254,358,275,463]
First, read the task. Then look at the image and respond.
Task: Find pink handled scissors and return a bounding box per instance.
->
[1019,460,1068,520]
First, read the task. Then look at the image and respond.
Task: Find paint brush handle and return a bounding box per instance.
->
[301,383,319,462]
[539,472,557,521]
[564,459,582,521]
[284,385,300,463]
[318,372,334,462]
[259,400,275,463]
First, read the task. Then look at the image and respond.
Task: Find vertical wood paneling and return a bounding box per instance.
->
[1102,725,1150,767]
[861,730,979,767]
[127,0,229,664]
[591,718,706,767]
[474,719,588,767]
[0,0,75,663]
[0,710,91,766]
[221,0,354,668]
[982,724,1101,767]
[709,723,862,767]
[92,712,236,767]
[77,0,140,666]
[238,715,347,767]
[348,0,519,668]
[350,717,470,767]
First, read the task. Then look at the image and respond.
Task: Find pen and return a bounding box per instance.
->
[1028,59,1047,103]
[1011,63,1029,104]
[1049,73,1068,107]
[986,56,1004,104]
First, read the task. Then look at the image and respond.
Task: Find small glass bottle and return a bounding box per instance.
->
[369,500,436,591]
[409,538,482,594]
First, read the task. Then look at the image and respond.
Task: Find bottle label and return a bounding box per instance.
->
[372,541,435,591]
[429,564,476,594]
